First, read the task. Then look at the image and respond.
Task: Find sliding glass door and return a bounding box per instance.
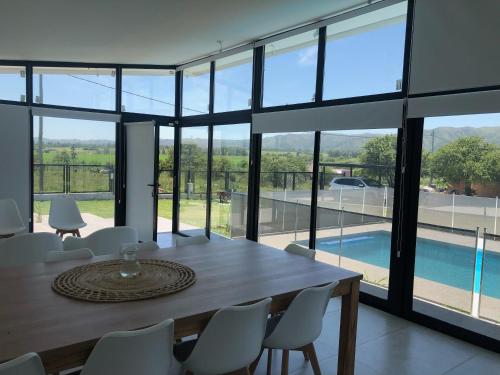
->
[258,132,315,249]
[179,126,209,235]
[157,126,175,236]
[33,116,116,235]
[412,113,500,328]
[315,129,398,299]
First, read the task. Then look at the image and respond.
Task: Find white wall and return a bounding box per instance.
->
[410,0,500,95]
[0,104,31,231]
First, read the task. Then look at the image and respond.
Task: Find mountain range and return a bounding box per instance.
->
[41,126,500,153]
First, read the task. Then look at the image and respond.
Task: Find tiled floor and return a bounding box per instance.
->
[251,299,500,375]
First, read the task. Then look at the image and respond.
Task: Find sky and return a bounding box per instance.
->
[2,8,499,143]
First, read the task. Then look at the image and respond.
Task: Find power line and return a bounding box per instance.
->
[66,74,207,115]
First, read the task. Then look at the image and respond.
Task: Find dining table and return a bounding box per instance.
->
[0,238,362,375]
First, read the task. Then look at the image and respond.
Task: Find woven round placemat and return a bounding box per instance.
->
[52,259,196,302]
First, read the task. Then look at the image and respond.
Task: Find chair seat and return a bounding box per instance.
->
[173,339,197,363]
[49,222,87,230]
[0,225,25,236]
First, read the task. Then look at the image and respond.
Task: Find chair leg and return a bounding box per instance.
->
[306,343,321,375]
[281,349,289,375]
[302,349,310,361]
[250,347,264,374]
[75,229,81,237]
[266,348,273,375]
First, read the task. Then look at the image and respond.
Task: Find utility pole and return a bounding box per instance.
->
[37,74,44,193]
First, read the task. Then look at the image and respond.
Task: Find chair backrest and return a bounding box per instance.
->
[48,196,85,229]
[80,318,174,375]
[264,282,338,349]
[184,298,271,375]
[175,235,209,247]
[0,352,45,375]
[0,232,63,267]
[284,243,316,260]
[46,248,95,262]
[64,227,138,256]
[0,199,25,235]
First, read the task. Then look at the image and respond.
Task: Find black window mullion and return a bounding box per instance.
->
[172,71,182,233]
[246,46,264,240]
[309,131,321,249]
[209,61,215,114]
[315,27,326,103]
[206,125,214,238]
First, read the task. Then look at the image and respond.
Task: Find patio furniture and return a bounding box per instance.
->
[45,248,94,262]
[63,226,138,256]
[0,199,25,239]
[0,232,63,267]
[49,196,86,238]
[284,243,316,260]
[0,352,45,375]
[80,319,174,375]
[0,239,361,375]
[261,282,339,375]
[174,298,271,375]
[175,234,209,247]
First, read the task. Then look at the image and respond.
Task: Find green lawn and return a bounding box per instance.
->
[34,198,232,236]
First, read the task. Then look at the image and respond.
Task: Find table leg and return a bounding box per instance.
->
[337,280,360,375]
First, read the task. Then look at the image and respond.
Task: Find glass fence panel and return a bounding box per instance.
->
[479,232,500,323]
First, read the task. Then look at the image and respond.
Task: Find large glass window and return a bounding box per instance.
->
[182,64,210,116]
[33,116,116,235]
[0,66,26,102]
[315,129,398,298]
[122,69,175,116]
[258,132,315,249]
[214,51,253,112]
[263,30,318,107]
[157,126,175,235]
[179,126,208,233]
[323,2,407,100]
[211,124,250,238]
[33,67,116,110]
[414,113,500,322]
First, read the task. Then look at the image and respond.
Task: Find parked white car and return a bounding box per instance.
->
[329,177,384,191]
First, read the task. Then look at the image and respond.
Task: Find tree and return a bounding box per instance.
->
[478,148,500,185]
[359,135,397,187]
[430,136,495,195]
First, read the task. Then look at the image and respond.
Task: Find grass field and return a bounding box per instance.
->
[34,198,232,236]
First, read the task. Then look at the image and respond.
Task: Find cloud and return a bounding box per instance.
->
[298,47,318,66]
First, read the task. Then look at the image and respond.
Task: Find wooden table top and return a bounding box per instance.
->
[0,239,362,364]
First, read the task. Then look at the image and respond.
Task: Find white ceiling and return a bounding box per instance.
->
[0,0,367,65]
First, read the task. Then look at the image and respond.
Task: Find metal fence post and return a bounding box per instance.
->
[451,192,456,229]
[338,207,344,267]
[292,172,296,191]
[494,196,498,235]
[294,199,299,241]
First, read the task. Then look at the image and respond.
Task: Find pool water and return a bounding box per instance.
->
[311,231,500,298]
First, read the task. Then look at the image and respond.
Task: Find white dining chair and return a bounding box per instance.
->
[0,199,25,238]
[80,318,174,375]
[0,352,45,375]
[0,232,63,267]
[137,240,160,252]
[260,282,339,375]
[175,235,209,247]
[45,248,94,262]
[174,298,272,375]
[63,226,138,256]
[49,196,87,238]
[284,243,316,260]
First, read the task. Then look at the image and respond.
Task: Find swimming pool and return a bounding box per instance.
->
[311,231,500,298]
